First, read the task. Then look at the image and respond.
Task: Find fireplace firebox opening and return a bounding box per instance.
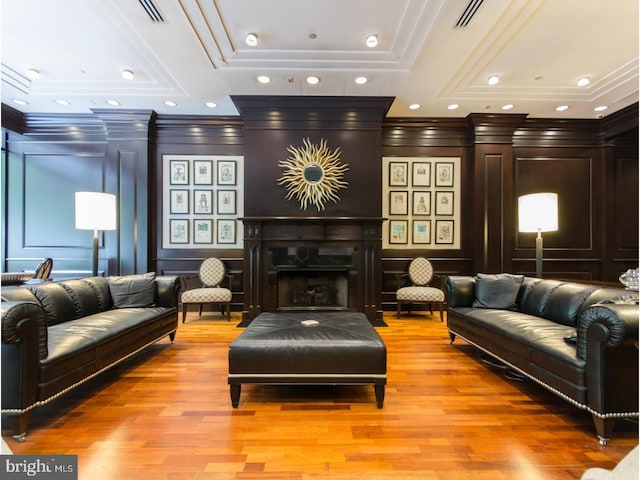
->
[277,268,349,310]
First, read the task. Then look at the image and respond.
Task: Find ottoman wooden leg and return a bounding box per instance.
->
[375,382,385,408]
[230,384,241,408]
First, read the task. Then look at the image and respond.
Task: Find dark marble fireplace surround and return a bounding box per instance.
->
[241,217,385,323]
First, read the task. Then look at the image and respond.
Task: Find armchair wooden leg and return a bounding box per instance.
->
[182,304,188,323]
[439,302,444,322]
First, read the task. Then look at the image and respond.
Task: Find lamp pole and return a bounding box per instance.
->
[535,230,543,278]
[92,228,99,277]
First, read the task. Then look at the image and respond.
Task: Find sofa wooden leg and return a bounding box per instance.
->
[449,332,456,343]
[8,412,31,441]
[592,415,615,445]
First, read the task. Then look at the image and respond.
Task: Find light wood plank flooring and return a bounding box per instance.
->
[3,311,638,479]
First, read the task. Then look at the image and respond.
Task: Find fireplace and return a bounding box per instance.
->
[277,267,349,309]
[241,217,385,322]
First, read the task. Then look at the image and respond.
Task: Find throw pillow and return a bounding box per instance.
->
[108,272,156,308]
[472,273,524,309]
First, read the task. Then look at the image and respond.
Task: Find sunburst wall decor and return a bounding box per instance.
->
[277,138,349,211]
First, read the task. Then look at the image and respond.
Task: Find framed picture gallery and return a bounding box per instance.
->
[382,157,460,249]
[162,155,243,249]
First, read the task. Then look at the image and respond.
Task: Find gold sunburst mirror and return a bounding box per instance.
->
[277,138,349,211]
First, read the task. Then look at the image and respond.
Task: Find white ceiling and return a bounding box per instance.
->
[2,0,638,119]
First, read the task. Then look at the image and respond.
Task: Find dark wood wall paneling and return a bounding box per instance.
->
[1,105,155,277]
[2,102,638,312]
[152,115,245,310]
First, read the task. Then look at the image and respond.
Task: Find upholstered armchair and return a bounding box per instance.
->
[1,257,53,286]
[396,257,445,321]
[180,257,233,322]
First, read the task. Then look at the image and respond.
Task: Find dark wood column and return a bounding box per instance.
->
[467,113,527,273]
[92,109,156,275]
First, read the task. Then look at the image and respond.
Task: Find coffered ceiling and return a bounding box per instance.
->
[2,0,638,118]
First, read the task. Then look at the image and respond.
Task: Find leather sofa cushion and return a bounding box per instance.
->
[520,280,563,318]
[472,273,523,309]
[61,279,101,317]
[541,283,599,327]
[27,283,77,326]
[81,277,113,311]
[108,272,156,308]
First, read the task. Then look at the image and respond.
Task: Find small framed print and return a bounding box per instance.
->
[217,190,237,215]
[169,219,189,244]
[435,220,454,244]
[170,189,189,214]
[217,219,236,244]
[412,191,431,215]
[193,189,213,215]
[389,220,408,244]
[193,219,213,244]
[389,162,408,186]
[170,160,189,185]
[413,220,431,244]
[435,162,454,187]
[217,160,236,186]
[193,160,213,185]
[435,191,454,216]
[412,162,431,187]
[389,191,408,215]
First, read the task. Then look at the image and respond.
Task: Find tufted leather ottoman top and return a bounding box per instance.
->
[228,312,386,375]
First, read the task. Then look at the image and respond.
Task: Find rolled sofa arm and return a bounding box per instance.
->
[444,276,476,308]
[1,301,48,359]
[155,276,181,308]
[577,303,639,361]
[579,302,639,418]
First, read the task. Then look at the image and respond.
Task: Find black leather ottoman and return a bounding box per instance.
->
[228,312,387,407]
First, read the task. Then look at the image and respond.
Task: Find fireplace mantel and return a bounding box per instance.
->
[240,217,385,323]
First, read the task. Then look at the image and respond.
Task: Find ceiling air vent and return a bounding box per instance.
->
[138,0,165,22]
[455,0,485,28]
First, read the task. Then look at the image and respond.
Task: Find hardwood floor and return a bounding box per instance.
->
[3,311,638,479]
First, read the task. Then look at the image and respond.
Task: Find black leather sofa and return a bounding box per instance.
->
[444,274,638,445]
[1,273,181,440]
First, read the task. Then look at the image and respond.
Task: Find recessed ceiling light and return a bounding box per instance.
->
[355,76,368,85]
[13,99,28,106]
[576,77,590,87]
[306,76,320,85]
[245,33,258,47]
[257,75,271,84]
[121,69,134,80]
[106,100,121,106]
[409,103,420,110]
[487,75,500,86]
[555,105,569,112]
[55,99,70,106]
[26,69,39,79]
[447,104,459,110]
[594,105,608,112]
[164,100,177,107]
[501,104,514,110]
[205,102,217,108]
[366,34,378,48]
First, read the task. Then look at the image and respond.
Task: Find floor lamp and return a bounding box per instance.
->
[518,193,558,278]
[75,192,117,276]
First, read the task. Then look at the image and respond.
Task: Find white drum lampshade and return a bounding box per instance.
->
[518,192,558,278]
[75,192,117,275]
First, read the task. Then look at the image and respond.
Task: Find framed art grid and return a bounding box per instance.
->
[162,155,243,249]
